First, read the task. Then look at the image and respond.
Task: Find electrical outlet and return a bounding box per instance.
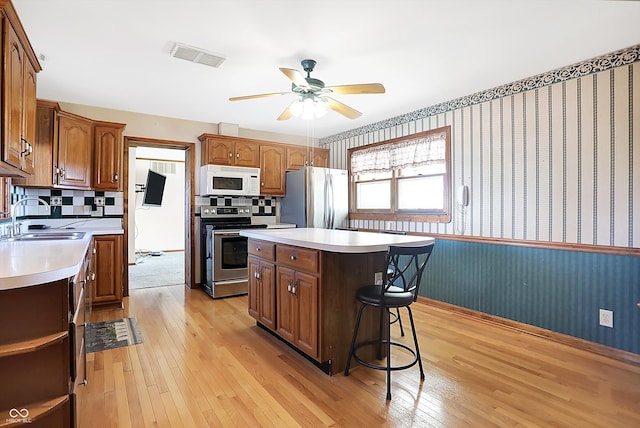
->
[50,196,62,206]
[258,199,265,206]
[95,196,105,206]
[374,272,383,285]
[599,309,613,328]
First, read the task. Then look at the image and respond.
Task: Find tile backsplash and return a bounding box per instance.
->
[195,195,277,216]
[11,187,124,217]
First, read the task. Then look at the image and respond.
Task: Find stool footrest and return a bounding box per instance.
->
[351,339,419,372]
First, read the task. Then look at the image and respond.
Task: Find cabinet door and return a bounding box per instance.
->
[294,271,318,358]
[276,267,295,342]
[21,59,37,174]
[4,24,25,171]
[57,115,92,188]
[286,146,308,171]
[93,235,123,306]
[260,144,286,196]
[311,149,329,168]
[234,141,260,167]
[259,261,276,329]
[203,138,234,165]
[94,125,123,190]
[248,256,260,320]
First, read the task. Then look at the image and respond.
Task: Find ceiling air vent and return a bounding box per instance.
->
[170,42,225,68]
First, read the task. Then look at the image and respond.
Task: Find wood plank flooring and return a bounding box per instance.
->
[81,285,640,427]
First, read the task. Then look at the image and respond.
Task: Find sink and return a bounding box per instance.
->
[2,231,86,242]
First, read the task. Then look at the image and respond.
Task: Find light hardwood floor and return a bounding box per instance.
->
[82,285,640,427]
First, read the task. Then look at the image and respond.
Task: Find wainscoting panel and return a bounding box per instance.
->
[423,239,640,354]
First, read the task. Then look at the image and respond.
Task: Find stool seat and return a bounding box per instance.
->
[356,285,414,307]
[344,242,435,400]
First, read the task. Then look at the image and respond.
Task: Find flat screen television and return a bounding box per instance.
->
[142,169,167,207]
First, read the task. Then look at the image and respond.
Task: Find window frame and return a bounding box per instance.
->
[348,126,452,224]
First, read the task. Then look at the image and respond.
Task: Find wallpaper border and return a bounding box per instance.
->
[320,44,640,145]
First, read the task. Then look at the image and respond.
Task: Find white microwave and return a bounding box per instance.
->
[200,165,261,196]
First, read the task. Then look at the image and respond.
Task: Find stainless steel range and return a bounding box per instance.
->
[199,205,267,299]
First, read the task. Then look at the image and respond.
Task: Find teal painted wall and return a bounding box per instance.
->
[422,239,640,354]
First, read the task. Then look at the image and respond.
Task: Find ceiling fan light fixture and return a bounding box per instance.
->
[290,97,327,120]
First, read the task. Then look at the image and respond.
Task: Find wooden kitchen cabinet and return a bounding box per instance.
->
[286,146,330,170]
[93,234,123,307]
[248,256,276,330]
[0,2,42,177]
[56,112,93,189]
[247,238,386,375]
[0,240,93,428]
[276,266,318,358]
[248,240,276,329]
[259,143,286,196]
[93,122,125,190]
[199,135,259,167]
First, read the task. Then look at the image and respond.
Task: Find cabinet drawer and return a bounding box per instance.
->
[248,240,275,261]
[277,245,318,273]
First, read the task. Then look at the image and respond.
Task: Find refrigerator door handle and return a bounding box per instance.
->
[327,174,335,229]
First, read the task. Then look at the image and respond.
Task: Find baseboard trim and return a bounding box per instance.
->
[418,297,640,367]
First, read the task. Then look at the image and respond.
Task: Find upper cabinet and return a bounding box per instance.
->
[199,133,331,197]
[56,112,93,189]
[14,101,126,190]
[0,2,42,177]
[199,135,259,167]
[94,122,125,190]
[286,146,329,171]
[259,144,286,196]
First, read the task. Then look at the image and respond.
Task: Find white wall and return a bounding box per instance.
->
[133,148,185,253]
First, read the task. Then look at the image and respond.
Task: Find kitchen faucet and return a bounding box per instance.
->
[9,197,50,237]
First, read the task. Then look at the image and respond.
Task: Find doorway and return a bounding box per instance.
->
[123,137,196,297]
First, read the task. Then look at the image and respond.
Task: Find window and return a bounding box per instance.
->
[348,126,451,223]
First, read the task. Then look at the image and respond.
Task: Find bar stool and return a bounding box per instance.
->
[344,243,435,400]
[379,230,408,336]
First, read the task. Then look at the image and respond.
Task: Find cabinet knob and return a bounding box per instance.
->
[229,152,233,158]
[236,153,240,158]
[290,255,296,261]
[256,247,261,252]
[287,281,292,292]
[114,173,119,181]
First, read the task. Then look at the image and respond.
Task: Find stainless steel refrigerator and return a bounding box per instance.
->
[280,166,349,229]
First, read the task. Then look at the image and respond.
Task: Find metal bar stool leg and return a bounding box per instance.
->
[386,306,392,400]
[344,303,366,376]
[407,306,425,380]
[396,308,404,336]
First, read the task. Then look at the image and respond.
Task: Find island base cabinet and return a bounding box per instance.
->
[248,238,386,375]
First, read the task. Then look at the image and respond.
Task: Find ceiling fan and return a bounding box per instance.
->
[229,59,385,120]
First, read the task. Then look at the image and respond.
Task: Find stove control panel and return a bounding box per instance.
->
[200,205,252,218]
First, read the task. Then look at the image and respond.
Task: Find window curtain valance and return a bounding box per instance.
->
[350,132,446,174]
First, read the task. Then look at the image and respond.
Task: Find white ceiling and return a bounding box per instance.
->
[12,0,640,140]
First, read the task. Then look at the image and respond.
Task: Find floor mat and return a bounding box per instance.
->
[86,317,144,353]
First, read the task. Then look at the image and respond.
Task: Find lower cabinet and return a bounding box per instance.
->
[276,267,318,358]
[0,241,92,427]
[247,238,387,375]
[93,234,123,307]
[248,255,276,330]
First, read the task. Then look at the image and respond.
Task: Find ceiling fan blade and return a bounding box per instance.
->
[229,92,289,101]
[325,97,362,119]
[326,83,386,95]
[279,68,310,88]
[277,101,295,120]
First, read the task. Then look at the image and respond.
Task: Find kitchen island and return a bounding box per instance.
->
[240,228,435,375]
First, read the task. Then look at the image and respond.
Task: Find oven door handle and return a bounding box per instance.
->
[213,231,242,236]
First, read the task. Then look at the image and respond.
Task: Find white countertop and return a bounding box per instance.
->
[240,228,435,253]
[0,221,124,290]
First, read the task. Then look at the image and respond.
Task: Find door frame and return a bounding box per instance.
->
[123,136,196,296]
